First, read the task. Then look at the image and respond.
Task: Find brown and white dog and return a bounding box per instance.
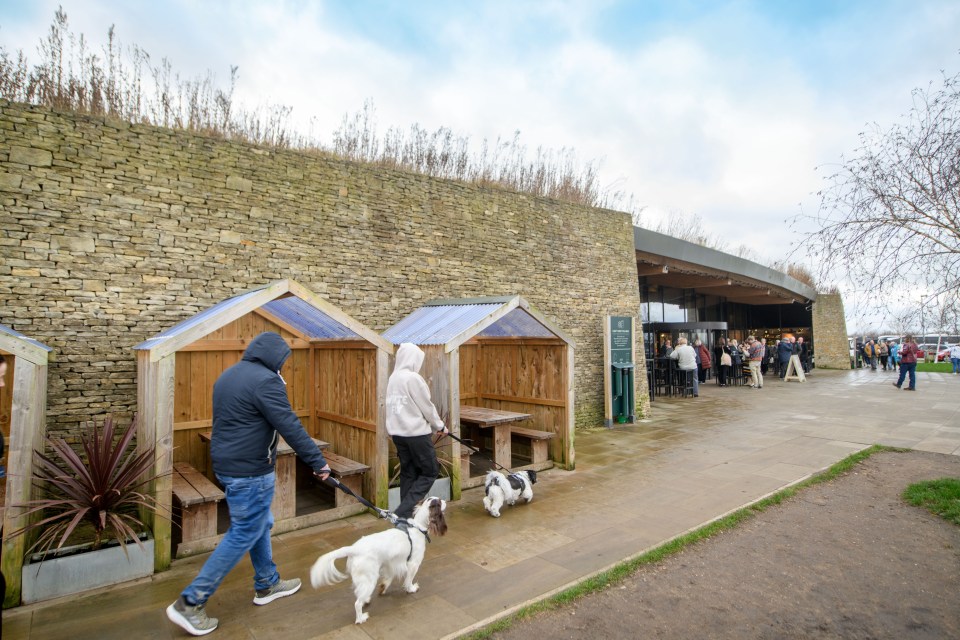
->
[482,470,537,517]
[310,497,447,624]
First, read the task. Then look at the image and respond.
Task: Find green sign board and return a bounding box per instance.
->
[609,315,633,365]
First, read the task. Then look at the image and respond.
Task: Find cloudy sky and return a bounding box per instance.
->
[2,0,959,327]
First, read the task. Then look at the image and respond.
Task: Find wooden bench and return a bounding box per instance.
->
[172,462,225,548]
[321,452,371,508]
[510,427,556,465]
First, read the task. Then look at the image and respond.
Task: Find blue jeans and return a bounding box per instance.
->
[181,472,278,606]
[952,357,960,374]
[895,362,917,389]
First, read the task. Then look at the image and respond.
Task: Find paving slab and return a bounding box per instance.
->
[3,368,958,639]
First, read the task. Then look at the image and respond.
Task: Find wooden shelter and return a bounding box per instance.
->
[0,324,53,608]
[134,279,393,571]
[382,296,575,495]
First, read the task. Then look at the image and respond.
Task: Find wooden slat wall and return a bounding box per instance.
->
[475,339,569,464]
[458,343,478,404]
[171,314,311,480]
[312,345,378,500]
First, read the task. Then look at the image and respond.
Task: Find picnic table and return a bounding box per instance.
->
[458,405,532,471]
[199,431,329,520]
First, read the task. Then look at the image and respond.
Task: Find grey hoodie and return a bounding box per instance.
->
[386,343,445,437]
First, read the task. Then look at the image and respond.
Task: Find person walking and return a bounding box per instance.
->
[949,343,960,375]
[166,332,331,636]
[893,335,919,391]
[386,343,449,519]
[746,336,764,389]
[669,337,699,397]
[760,338,771,376]
[878,340,889,370]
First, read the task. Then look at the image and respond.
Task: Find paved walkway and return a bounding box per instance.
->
[4,368,959,639]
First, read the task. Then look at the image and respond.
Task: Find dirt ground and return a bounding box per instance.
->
[491,451,960,640]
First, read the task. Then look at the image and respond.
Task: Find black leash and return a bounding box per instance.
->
[322,476,394,521]
[438,428,513,474]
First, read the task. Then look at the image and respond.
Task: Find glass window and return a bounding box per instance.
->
[663,287,685,322]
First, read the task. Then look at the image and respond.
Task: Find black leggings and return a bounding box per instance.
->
[391,434,439,518]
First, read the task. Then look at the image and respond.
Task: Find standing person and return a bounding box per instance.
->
[797,337,810,373]
[878,340,889,370]
[949,343,960,375]
[669,337,699,397]
[893,335,919,391]
[777,336,793,379]
[694,338,712,384]
[760,338,773,375]
[715,338,728,386]
[167,332,331,636]
[746,336,764,389]
[386,343,449,519]
[864,339,877,370]
[889,341,900,372]
[660,339,674,357]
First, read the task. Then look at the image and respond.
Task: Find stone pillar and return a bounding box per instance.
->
[812,293,850,369]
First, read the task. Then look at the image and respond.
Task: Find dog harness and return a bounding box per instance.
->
[393,520,431,562]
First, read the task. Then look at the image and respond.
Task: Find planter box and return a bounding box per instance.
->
[387,477,451,512]
[21,538,154,604]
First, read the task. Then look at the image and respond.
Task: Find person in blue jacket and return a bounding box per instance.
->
[167,332,331,636]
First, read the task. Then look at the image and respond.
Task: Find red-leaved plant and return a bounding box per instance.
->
[12,414,164,557]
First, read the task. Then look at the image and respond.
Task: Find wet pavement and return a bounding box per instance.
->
[4,367,958,639]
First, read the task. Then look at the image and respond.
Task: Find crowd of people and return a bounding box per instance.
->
[656,334,812,394]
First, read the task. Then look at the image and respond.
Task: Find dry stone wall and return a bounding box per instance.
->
[0,100,645,437]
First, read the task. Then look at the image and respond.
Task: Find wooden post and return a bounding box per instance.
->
[138,351,176,572]
[375,349,390,508]
[564,345,576,470]
[448,349,461,501]
[1,357,48,608]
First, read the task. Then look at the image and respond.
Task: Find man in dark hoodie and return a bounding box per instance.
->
[167,332,330,637]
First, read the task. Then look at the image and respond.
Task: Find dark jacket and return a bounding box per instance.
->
[210,332,328,477]
[777,340,794,362]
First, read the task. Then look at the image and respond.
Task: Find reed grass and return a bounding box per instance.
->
[1,7,634,212]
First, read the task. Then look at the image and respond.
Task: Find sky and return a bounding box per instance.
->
[1,0,959,330]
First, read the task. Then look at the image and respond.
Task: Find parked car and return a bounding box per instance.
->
[936,346,955,362]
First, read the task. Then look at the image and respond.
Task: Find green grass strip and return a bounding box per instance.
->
[461,444,902,640]
[916,362,952,372]
[903,478,960,526]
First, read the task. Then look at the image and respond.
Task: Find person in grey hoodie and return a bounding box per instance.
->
[387,343,449,519]
[167,332,330,637]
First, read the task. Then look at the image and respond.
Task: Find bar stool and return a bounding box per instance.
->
[675,368,696,397]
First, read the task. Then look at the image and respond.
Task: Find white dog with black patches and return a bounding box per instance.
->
[482,469,537,517]
[310,497,447,624]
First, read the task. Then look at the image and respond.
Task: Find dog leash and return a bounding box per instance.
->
[437,429,514,474]
[321,476,395,521]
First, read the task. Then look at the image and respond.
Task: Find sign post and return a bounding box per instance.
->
[604,315,636,427]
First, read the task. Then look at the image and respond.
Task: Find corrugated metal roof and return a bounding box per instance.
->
[384,302,561,345]
[478,307,555,338]
[0,323,53,351]
[261,297,359,340]
[383,303,503,345]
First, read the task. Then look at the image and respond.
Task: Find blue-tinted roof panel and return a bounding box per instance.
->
[383,303,502,345]
[478,308,556,338]
[262,297,359,340]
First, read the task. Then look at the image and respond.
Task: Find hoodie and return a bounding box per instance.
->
[386,343,445,437]
[210,332,327,477]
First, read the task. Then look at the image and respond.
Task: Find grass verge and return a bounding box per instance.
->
[903,478,960,525]
[461,444,903,640]
[916,362,952,372]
